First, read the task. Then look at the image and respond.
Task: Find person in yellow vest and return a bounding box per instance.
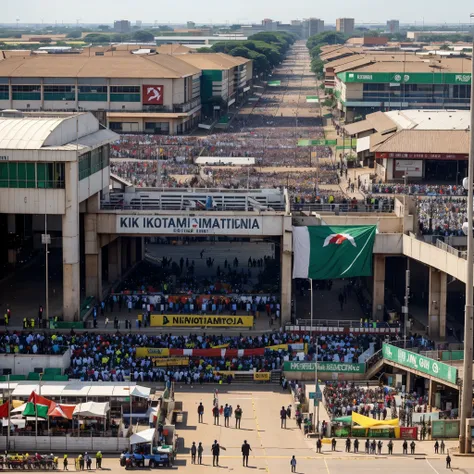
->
[63,454,68,470]
[4,312,8,326]
[30,318,35,329]
[95,451,102,469]
[23,317,28,329]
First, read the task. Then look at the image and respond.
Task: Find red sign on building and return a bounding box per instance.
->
[142,85,164,105]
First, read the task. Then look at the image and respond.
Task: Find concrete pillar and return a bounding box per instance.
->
[130,237,137,267]
[62,161,80,321]
[280,219,292,326]
[405,371,411,394]
[121,237,129,272]
[84,211,102,300]
[108,237,122,283]
[429,268,447,339]
[140,237,145,260]
[428,379,434,408]
[372,255,385,318]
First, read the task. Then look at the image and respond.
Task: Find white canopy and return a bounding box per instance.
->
[73,401,110,418]
[195,157,255,166]
[11,403,27,413]
[130,428,156,446]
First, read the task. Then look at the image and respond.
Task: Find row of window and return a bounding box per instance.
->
[0,162,65,189]
[78,145,109,180]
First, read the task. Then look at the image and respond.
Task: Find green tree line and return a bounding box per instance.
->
[197,31,297,75]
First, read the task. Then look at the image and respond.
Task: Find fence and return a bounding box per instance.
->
[436,239,467,260]
[0,436,129,453]
[420,350,464,362]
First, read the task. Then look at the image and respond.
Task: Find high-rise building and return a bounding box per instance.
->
[136,20,142,28]
[386,19,400,33]
[303,18,324,39]
[261,18,278,31]
[336,18,355,34]
[114,20,131,33]
[187,21,196,29]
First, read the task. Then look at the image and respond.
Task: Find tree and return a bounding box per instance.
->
[132,30,155,43]
[66,30,82,39]
[310,58,324,77]
[439,43,451,51]
[307,31,345,51]
[83,33,112,43]
[229,46,251,57]
[98,25,110,31]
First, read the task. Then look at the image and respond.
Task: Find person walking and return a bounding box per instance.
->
[235,405,243,429]
[280,406,287,429]
[197,443,203,465]
[198,402,204,423]
[387,440,393,455]
[434,440,439,454]
[354,438,359,453]
[345,438,351,453]
[440,440,445,454]
[365,439,370,454]
[212,440,222,467]
[377,440,383,455]
[213,405,220,425]
[331,438,337,451]
[410,441,416,455]
[290,456,297,473]
[191,442,197,464]
[446,454,451,469]
[242,440,252,467]
[63,454,68,471]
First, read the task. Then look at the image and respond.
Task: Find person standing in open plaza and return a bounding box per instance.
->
[198,402,204,423]
[235,405,243,429]
[280,406,287,428]
[290,456,297,473]
[197,443,203,465]
[191,442,197,464]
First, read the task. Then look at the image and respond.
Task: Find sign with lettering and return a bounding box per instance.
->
[339,72,472,85]
[116,215,282,236]
[150,314,254,328]
[253,372,271,381]
[282,361,365,373]
[382,344,457,385]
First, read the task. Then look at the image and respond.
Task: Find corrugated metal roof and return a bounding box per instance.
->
[344,111,397,136]
[373,129,470,154]
[0,117,66,150]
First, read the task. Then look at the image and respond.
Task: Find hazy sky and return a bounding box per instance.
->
[2,0,474,25]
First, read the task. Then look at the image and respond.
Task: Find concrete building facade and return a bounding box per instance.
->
[336,18,355,34]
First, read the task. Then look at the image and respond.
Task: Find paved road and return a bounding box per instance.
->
[64,387,473,474]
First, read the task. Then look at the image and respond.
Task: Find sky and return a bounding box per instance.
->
[2,0,474,25]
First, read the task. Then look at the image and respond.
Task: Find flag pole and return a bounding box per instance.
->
[6,374,10,452]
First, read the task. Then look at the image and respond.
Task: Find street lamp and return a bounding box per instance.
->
[459,14,474,454]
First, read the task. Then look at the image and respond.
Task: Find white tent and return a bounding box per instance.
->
[130,428,156,446]
[73,401,110,418]
[131,386,151,399]
[11,403,27,413]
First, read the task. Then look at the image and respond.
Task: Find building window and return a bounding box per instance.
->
[0,84,8,100]
[78,85,107,102]
[109,122,123,131]
[0,162,64,189]
[44,85,76,101]
[144,122,170,133]
[110,85,141,102]
[78,146,109,180]
[12,85,41,101]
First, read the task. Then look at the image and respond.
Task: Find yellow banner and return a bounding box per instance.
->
[213,371,235,378]
[211,344,230,349]
[267,344,288,351]
[253,372,271,381]
[135,347,170,358]
[150,314,254,328]
[153,357,189,367]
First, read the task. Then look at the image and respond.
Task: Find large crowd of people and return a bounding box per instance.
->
[416,197,467,235]
[367,183,467,196]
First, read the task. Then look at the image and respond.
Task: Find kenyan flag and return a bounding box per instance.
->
[23,392,52,419]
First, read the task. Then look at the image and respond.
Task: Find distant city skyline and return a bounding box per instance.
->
[2,0,474,26]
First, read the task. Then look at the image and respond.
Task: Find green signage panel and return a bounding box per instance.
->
[338,71,471,85]
[298,139,337,147]
[268,80,281,86]
[283,361,365,373]
[382,344,458,385]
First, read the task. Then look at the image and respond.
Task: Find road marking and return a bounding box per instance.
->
[251,393,270,473]
[426,458,442,474]
[324,458,331,474]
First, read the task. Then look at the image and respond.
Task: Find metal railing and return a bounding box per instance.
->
[436,239,467,260]
[290,203,394,213]
[293,319,394,329]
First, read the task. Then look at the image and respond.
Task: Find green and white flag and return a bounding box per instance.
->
[293,225,377,280]
[22,391,52,419]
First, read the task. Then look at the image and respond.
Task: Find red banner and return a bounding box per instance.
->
[142,85,164,105]
[400,427,418,440]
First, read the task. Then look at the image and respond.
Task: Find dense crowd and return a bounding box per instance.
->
[417,197,467,235]
[367,183,467,196]
[0,330,391,383]
[110,160,199,188]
